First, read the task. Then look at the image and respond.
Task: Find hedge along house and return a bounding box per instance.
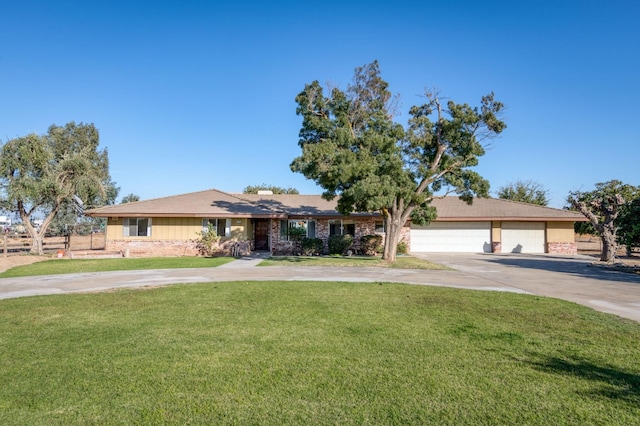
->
[85,188,586,257]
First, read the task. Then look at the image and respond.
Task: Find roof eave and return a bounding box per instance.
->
[433,216,587,222]
[86,212,287,219]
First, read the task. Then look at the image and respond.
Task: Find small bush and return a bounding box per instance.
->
[328,234,353,255]
[301,237,324,255]
[397,240,408,254]
[194,224,221,256]
[285,227,308,255]
[360,234,383,256]
[287,226,307,241]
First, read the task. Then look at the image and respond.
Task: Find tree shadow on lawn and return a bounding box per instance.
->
[485,256,640,284]
[525,354,640,405]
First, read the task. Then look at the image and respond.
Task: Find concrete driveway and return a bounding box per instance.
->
[412,253,640,322]
[1,253,639,322]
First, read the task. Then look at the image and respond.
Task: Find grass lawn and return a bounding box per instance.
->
[0,255,445,279]
[1,281,638,425]
[0,256,236,278]
[259,255,449,270]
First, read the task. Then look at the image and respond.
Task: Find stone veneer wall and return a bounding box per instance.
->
[107,240,200,257]
[547,242,578,255]
[400,226,411,248]
[107,239,252,257]
[271,218,411,255]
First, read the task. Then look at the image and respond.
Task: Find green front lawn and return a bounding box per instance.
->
[0,256,235,278]
[0,255,445,278]
[1,281,638,425]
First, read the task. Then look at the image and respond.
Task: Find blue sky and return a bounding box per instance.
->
[1,0,638,208]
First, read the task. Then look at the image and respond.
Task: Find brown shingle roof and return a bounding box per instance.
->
[85,189,287,218]
[234,193,374,218]
[429,197,586,221]
[86,189,585,222]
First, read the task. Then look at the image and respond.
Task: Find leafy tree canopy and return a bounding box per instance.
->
[497,180,549,206]
[618,197,640,255]
[0,122,117,254]
[243,184,299,194]
[291,61,506,261]
[121,193,141,203]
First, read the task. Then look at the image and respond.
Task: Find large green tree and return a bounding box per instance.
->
[291,61,506,261]
[497,180,549,206]
[0,122,117,254]
[567,180,639,263]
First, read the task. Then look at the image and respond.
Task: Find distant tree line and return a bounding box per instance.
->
[243,184,299,194]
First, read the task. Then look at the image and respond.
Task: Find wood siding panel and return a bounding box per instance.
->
[106,217,123,240]
[546,221,575,242]
[491,221,501,243]
[107,217,201,241]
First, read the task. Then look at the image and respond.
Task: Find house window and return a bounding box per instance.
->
[280,219,316,240]
[375,221,385,233]
[329,220,355,237]
[123,218,151,237]
[202,218,231,237]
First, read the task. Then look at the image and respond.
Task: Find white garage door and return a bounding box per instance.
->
[411,221,491,253]
[501,222,546,253]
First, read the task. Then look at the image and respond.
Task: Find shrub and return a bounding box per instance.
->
[301,237,324,256]
[328,234,354,255]
[360,234,383,256]
[287,226,307,242]
[194,223,221,256]
[397,240,408,254]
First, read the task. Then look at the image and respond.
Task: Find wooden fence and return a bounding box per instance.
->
[2,233,106,256]
[575,234,638,256]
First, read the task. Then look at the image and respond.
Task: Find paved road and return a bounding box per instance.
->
[1,253,639,322]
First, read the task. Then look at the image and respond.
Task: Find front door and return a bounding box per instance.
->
[254,219,270,251]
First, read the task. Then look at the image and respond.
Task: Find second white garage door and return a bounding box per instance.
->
[501,222,546,253]
[411,221,491,253]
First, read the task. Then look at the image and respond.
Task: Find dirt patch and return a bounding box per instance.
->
[0,255,50,273]
[580,251,640,275]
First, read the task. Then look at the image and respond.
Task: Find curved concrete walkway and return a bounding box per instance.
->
[1,253,639,322]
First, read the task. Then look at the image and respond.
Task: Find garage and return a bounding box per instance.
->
[410,221,491,253]
[501,222,546,253]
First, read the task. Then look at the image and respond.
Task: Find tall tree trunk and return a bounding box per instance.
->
[22,221,44,255]
[570,198,621,265]
[382,210,403,262]
[600,231,617,263]
[18,211,44,255]
[382,226,399,262]
[30,234,44,255]
[20,203,60,256]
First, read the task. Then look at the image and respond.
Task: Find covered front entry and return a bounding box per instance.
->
[253,219,270,251]
[501,222,546,253]
[410,221,492,253]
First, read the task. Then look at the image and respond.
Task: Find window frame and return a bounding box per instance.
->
[123,217,152,237]
[202,218,231,238]
[329,219,355,237]
[280,219,316,240]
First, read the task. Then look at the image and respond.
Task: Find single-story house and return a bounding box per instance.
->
[85,188,586,257]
